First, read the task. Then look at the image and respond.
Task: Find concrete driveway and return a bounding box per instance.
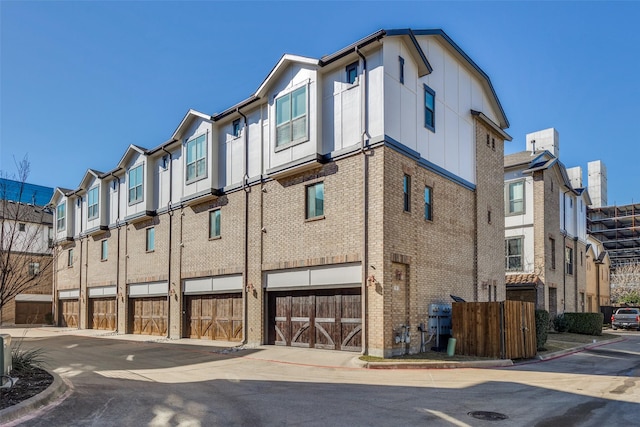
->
[2,327,639,426]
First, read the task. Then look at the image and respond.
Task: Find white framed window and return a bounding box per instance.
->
[28,262,40,276]
[505,237,523,271]
[87,186,99,220]
[101,239,108,261]
[399,56,405,84]
[506,181,524,215]
[209,209,221,239]
[67,249,74,267]
[276,85,307,147]
[306,182,324,219]
[146,227,155,252]
[565,246,574,275]
[186,134,207,182]
[57,202,66,231]
[128,165,144,204]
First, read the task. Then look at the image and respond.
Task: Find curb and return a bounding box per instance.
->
[0,369,70,425]
[357,358,513,369]
[535,336,626,361]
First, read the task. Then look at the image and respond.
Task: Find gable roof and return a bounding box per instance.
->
[505,150,579,195]
[116,144,148,170]
[78,169,104,191]
[172,109,213,141]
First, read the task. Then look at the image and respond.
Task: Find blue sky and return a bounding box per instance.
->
[1,1,638,205]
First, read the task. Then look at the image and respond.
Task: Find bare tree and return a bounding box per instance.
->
[0,156,54,323]
[610,263,640,305]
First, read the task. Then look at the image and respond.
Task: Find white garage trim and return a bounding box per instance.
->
[128,282,168,297]
[88,286,117,298]
[15,294,52,302]
[183,274,243,295]
[265,263,361,291]
[58,289,80,299]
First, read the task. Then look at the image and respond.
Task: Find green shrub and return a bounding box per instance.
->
[535,310,550,350]
[11,336,48,374]
[563,312,604,336]
[553,314,569,332]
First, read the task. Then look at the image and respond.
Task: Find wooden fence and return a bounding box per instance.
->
[452,301,536,359]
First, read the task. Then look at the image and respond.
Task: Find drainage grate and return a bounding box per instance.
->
[468,411,509,421]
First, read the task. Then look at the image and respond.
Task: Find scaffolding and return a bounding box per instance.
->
[587,203,640,267]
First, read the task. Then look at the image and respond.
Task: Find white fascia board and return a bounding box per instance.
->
[171,109,212,141]
[255,54,320,98]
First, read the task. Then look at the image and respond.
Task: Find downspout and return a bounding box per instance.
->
[161,146,173,339]
[356,46,369,355]
[562,191,567,313]
[78,195,84,329]
[238,107,250,345]
[108,173,121,331]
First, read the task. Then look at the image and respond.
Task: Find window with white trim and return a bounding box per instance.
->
[186,134,207,182]
[128,165,143,204]
[506,181,524,215]
[88,186,99,220]
[67,249,74,267]
[101,239,108,261]
[28,262,40,276]
[505,237,523,271]
[276,86,307,147]
[403,175,411,212]
[57,202,66,231]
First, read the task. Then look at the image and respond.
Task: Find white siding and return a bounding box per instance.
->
[181,118,216,199]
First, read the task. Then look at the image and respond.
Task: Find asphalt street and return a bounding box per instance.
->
[3,329,639,426]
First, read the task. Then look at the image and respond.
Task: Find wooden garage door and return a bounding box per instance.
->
[129,297,167,336]
[15,302,51,324]
[269,288,361,352]
[59,299,79,327]
[186,294,242,341]
[89,298,117,331]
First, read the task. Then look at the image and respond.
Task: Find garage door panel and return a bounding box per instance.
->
[89,298,116,330]
[186,294,242,341]
[130,297,167,336]
[59,300,78,328]
[269,289,361,352]
[15,302,50,324]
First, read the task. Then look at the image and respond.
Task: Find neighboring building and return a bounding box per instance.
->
[504,128,591,318]
[588,203,640,268]
[0,200,54,325]
[585,235,611,311]
[0,178,54,207]
[51,28,511,357]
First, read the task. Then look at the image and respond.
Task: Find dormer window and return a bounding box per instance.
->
[128,165,144,204]
[186,134,207,183]
[56,202,66,231]
[276,85,307,147]
[87,186,99,220]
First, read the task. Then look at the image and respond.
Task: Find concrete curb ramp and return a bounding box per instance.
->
[0,370,70,425]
